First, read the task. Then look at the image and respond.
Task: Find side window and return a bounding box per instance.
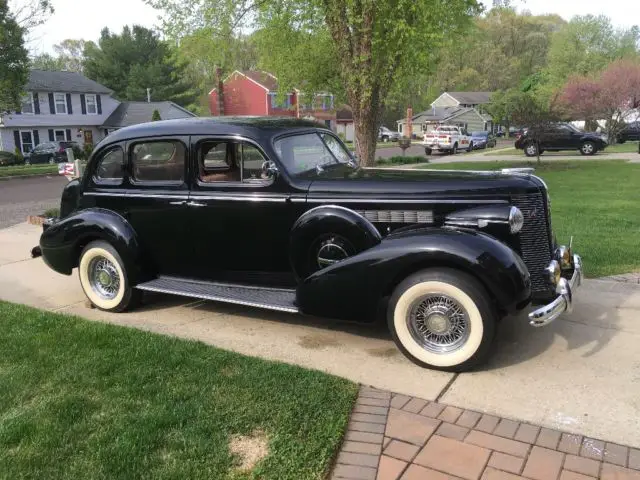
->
[132,141,185,183]
[321,133,351,163]
[240,144,270,182]
[198,141,271,184]
[94,147,124,184]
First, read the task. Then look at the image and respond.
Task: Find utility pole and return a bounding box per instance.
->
[146,88,151,103]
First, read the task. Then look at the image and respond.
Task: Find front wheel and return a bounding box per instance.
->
[425,147,432,156]
[451,144,458,155]
[48,156,55,164]
[467,142,473,153]
[78,240,140,312]
[382,136,389,143]
[387,268,496,372]
[524,143,538,157]
[580,141,596,155]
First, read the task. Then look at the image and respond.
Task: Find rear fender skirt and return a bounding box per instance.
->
[39,208,143,281]
[296,226,531,322]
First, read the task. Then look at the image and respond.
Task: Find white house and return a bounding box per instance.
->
[0,70,195,155]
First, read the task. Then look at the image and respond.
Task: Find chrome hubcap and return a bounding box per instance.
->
[407,294,470,353]
[583,144,593,153]
[88,256,120,300]
[316,236,352,269]
[527,145,536,155]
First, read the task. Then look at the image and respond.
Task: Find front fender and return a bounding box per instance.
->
[296,227,531,322]
[39,208,143,282]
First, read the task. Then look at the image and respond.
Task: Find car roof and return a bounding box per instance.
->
[98,116,329,147]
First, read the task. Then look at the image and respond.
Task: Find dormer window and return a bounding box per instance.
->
[21,93,35,114]
[54,93,67,114]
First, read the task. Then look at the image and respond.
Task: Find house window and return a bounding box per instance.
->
[20,131,34,154]
[54,93,67,114]
[54,130,66,141]
[269,93,291,109]
[321,95,334,110]
[86,94,97,114]
[21,93,34,114]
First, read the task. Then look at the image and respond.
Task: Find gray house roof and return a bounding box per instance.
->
[397,106,472,124]
[27,70,113,94]
[102,101,197,128]
[446,92,493,105]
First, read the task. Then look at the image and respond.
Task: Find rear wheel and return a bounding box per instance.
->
[48,156,55,164]
[382,136,389,143]
[388,268,496,372]
[78,240,140,312]
[580,141,596,155]
[467,142,473,153]
[451,143,458,155]
[425,147,432,156]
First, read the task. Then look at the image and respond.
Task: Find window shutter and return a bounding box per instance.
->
[96,95,102,114]
[48,93,55,114]
[65,129,72,141]
[13,131,20,151]
[33,130,40,145]
[66,94,73,114]
[80,94,86,114]
[48,129,54,141]
[33,93,40,114]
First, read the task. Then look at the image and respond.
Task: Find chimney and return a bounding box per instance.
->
[216,67,224,116]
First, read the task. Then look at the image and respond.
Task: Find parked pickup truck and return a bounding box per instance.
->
[423,125,473,155]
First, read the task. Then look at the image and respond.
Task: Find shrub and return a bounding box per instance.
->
[43,208,60,218]
[152,109,161,121]
[375,155,425,165]
[13,147,25,165]
[83,143,94,159]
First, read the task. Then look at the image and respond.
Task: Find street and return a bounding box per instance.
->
[0,175,67,229]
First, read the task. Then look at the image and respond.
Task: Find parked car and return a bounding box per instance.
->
[379,126,401,142]
[0,151,18,166]
[616,121,640,143]
[26,141,81,165]
[33,117,582,372]
[423,125,473,155]
[514,123,607,157]
[470,131,497,149]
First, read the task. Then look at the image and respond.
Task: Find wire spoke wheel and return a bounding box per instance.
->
[407,294,471,354]
[88,256,121,300]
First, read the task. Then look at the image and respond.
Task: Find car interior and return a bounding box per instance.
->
[199,142,241,183]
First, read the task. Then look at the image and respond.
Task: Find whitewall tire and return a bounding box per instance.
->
[388,268,496,372]
[78,240,139,312]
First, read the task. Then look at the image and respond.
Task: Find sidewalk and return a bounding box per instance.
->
[332,386,640,480]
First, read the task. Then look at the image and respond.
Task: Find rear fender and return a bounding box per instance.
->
[39,208,144,282]
[296,227,531,322]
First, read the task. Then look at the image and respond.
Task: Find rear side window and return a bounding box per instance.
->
[94,147,124,184]
[132,141,185,183]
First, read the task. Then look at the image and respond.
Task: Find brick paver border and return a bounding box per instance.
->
[331,386,640,480]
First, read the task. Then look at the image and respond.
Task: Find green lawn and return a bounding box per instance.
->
[344,141,398,149]
[0,302,357,480]
[417,160,640,277]
[490,141,639,156]
[0,164,58,177]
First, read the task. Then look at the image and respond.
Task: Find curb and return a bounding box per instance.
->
[0,173,59,181]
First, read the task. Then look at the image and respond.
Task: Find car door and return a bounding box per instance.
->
[82,137,193,278]
[186,135,307,285]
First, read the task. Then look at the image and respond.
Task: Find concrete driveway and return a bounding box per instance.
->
[2,223,640,448]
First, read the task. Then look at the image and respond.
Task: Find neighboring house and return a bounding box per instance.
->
[0,70,196,155]
[397,91,495,137]
[102,101,197,134]
[336,106,354,142]
[208,70,337,129]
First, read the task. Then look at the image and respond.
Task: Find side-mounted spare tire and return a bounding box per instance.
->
[290,205,382,281]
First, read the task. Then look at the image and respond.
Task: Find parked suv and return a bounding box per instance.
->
[515,123,607,156]
[378,126,400,142]
[616,121,640,143]
[26,141,81,165]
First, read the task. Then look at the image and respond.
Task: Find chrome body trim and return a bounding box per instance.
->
[528,254,582,327]
[307,198,506,205]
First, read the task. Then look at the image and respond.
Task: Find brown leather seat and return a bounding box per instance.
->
[200,143,240,182]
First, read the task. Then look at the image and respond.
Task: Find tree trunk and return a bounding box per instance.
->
[353,109,379,167]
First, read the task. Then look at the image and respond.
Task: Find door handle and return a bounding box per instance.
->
[186,201,206,207]
[169,200,186,206]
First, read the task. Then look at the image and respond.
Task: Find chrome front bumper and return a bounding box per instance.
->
[528,254,583,327]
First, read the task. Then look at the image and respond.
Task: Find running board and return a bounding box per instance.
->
[136,277,299,313]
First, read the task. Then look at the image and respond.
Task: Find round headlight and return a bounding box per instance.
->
[544,260,561,286]
[508,206,524,234]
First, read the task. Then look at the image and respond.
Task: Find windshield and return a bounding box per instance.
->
[565,123,582,133]
[274,132,355,176]
[471,132,488,137]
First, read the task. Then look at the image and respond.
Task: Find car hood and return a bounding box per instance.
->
[307,166,543,199]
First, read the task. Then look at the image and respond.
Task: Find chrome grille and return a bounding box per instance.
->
[512,193,552,293]
[357,210,434,224]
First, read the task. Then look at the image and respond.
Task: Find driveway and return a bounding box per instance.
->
[2,223,640,448]
[0,175,67,228]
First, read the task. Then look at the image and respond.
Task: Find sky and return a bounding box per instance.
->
[21,0,640,55]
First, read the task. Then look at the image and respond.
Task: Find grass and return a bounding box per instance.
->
[490,141,639,156]
[344,141,398,149]
[375,155,425,165]
[415,160,640,277]
[0,301,358,480]
[0,164,58,177]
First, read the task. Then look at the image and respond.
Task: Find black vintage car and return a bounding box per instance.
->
[33,117,582,372]
[514,123,607,156]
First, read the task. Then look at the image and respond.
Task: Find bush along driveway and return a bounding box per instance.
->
[0,164,59,178]
[0,301,358,480]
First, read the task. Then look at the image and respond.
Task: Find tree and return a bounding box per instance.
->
[152,109,161,121]
[7,0,53,34]
[31,52,64,70]
[560,60,640,143]
[84,26,197,107]
[53,39,91,73]
[0,0,30,113]
[146,0,481,166]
